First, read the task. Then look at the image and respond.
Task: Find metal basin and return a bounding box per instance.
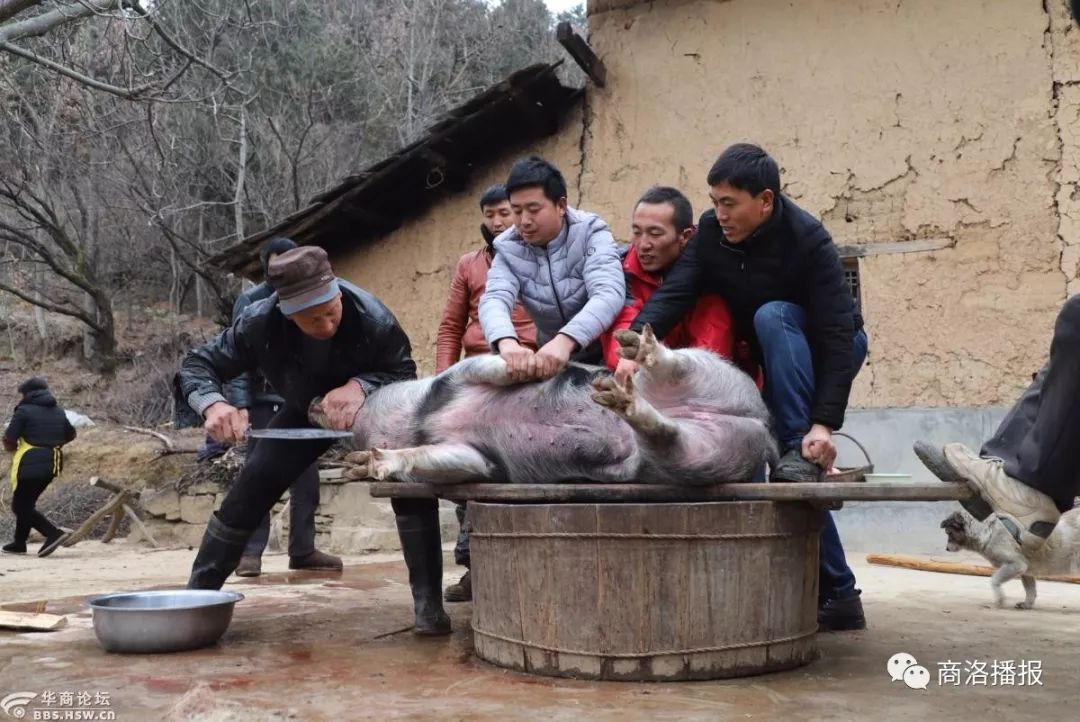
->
[87,590,244,654]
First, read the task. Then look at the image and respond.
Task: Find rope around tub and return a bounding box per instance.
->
[470,625,818,659]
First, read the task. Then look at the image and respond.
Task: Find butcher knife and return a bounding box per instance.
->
[246,428,353,440]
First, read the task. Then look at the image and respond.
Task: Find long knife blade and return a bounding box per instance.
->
[247,428,353,440]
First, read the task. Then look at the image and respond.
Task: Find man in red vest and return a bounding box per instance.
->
[601,186,739,378]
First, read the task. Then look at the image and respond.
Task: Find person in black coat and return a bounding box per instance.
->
[176,246,451,635]
[629,144,868,631]
[227,237,342,578]
[3,377,76,557]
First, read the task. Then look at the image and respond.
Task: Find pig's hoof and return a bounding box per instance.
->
[344,449,398,481]
[344,450,376,479]
[590,375,635,415]
[614,325,658,367]
[613,328,642,361]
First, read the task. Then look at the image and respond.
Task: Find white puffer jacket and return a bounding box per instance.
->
[479,207,626,349]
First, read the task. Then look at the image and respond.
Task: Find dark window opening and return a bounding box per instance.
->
[842,257,862,316]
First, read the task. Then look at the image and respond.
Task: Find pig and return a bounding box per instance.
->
[343,326,777,485]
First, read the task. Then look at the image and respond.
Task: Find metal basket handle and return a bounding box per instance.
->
[832,431,873,467]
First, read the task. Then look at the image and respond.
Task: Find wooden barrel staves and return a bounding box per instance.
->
[469,501,821,681]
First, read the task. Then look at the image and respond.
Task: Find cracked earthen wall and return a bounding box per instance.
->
[335,0,1079,408]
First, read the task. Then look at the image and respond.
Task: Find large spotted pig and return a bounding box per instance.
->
[343,327,776,485]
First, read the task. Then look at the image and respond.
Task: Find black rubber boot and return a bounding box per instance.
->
[187,513,251,590]
[394,506,452,636]
[818,589,867,632]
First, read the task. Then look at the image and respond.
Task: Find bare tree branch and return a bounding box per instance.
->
[0,0,41,24]
[0,0,120,43]
[0,279,101,329]
[0,40,153,99]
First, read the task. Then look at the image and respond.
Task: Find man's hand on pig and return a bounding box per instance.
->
[204,401,248,444]
[498,338,537,383]
[801,423,837,469]
[614,358,639,384]
[535,334,577,379]
[321,380,367,430]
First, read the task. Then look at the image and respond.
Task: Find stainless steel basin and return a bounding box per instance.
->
[87,589,244,653]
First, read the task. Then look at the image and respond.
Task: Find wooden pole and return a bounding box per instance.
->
[123,504,159,548]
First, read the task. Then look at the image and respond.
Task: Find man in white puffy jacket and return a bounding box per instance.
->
[479,156,626,381]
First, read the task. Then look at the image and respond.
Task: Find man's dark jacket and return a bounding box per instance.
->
[630,195,863,430]
[3,389,76,480]
[175,280,416,427]
[222,281,283,409]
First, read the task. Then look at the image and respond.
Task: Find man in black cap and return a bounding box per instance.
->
[177,245,451,635]
[225,238,342,577]
[3,377,76,557]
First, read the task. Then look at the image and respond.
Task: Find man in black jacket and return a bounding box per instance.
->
[630,144,868,631]
[177,246,451,635]
[3,377,76,557]
[227,237,341,578]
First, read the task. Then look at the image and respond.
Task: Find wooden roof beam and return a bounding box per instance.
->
[556,22,606,88]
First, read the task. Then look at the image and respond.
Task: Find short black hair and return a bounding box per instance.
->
[505,156,567,204]
[479,184,508,208]
[260,237,298,275]
[635,186,694,232]
[706,143,780,196]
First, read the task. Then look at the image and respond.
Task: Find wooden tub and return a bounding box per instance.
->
[468,501,821,681]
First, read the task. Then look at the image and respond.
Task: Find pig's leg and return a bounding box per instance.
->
[344,444,494,484]
[591,374,678,443]
[613,325,691,382]
[448,355,517,386]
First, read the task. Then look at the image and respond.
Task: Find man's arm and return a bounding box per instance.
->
[558,228,626,348]
[478,250,523,349]
[435,257,471,373]
[803,240,857,431]
[178,319,260,419]
[629,231,706,339]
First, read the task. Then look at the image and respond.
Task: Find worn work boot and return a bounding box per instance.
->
[913,440,994,520]
[396,513,452,636]
[444,570,472,603]
[943,443,1059,552]
[235,555,263,578]
[289,549,343,571]
[187,513,250,589]
[38,530,71,558]
[771,449,822,483]
[818,590,866,632]
[2,541,27,555]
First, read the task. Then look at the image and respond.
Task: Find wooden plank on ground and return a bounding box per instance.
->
[867,553,1080,584]
[0,611,67,632]
[367,481,973,503]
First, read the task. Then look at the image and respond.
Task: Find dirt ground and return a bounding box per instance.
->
[0,546,1075,721]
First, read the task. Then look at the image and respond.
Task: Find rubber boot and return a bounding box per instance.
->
[187,513,251,590]
[394,506,452,636]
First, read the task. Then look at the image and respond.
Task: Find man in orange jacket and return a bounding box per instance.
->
[602,186,740,379]
[435,184,537,602]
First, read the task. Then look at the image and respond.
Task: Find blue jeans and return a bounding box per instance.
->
[754,301,868,602]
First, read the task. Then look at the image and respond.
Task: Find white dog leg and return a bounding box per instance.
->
[1016,574,1037,610]
[989,560,1027,608]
